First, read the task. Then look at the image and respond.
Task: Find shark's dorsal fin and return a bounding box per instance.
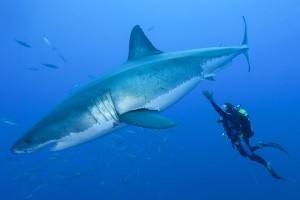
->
[128,25,163,60]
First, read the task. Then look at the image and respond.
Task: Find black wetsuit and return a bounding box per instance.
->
[208,99,283,180]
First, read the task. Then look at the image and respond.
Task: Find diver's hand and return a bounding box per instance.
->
[203,90,213,101]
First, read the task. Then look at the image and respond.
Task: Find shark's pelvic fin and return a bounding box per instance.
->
[242,16,251,72]
[119,109,177,129]
[203,73,216,81]
[128,25,163,60]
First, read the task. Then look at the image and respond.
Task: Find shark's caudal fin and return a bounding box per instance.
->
[128,25,163,60]
[242,16,251,72]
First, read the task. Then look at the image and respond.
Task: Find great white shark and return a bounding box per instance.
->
[11,18,250,154]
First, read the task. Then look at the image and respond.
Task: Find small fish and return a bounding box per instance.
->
[119,146,129,151]
[126,153,135,159]
[99,180,106,188]
[147,26,154,32]
[43,36,57,51]
[29,168,43,173]
[126,130,135,134]
[120,174,129,186]
[47,157,59,160]
[42,63,59,69]
[43,36,52,48]
[69,83,81,94]
[163,134,170,143]
[33,184,44,192]
[14,39,32,48]
[88,75,97,79]
[15,173,34,182]
[58,54,67,63]
[68,172,84,180]
[1,119,19,126]
[44,36,67,62]
[24,67,40,71]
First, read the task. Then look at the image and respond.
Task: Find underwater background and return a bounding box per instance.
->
[1,0,300,199]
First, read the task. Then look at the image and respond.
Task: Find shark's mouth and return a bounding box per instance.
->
[12,121,121,154]
[12,148,36,154]
[11,140,56,154]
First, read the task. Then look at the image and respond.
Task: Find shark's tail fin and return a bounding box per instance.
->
[242,16,251,72]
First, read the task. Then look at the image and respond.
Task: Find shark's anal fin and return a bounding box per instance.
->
[119,109,177,129]
[128,25,163,60]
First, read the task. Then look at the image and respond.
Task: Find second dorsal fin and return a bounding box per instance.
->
[128,25,163,60]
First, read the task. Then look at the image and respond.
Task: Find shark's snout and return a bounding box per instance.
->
[10,144,27,154]
[10,147,29,154]
[10,137,36,154]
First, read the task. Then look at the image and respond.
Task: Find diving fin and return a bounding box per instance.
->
[119,109,177,129]
[267,162,285,180]
[258,142,289,156]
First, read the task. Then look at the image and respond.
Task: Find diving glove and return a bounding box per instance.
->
[203,90,213,101]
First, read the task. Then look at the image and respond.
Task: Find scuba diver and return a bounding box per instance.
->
[202,90,288,180]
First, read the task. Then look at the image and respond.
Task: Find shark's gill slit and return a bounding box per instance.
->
[87,107,99,123]
[101,94,117,122]
[95,97,110,122]
[105,92,119,122]
[93,100,108,122]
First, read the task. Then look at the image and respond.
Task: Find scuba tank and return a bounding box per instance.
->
[235,105,254,139]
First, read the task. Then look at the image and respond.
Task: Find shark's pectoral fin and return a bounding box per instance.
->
[119,109,177,129]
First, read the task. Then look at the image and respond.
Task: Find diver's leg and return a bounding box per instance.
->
[239,139,254,156]
[248,154,266,166]
[248,154,284,180]
[251,145,260,151]
[235,144,247,157]
[240,139,284,180]
[243,139,259,151]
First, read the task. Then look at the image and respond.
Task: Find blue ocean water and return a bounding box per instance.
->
[1,0,300,199]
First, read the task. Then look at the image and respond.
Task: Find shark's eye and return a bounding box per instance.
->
[25,139,32,144]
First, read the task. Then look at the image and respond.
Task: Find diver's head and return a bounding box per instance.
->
[235,104,242,110]
[222,102,235,113]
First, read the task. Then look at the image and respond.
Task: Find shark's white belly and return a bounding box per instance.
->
[143,77,202,111]
[52,121,123,151]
